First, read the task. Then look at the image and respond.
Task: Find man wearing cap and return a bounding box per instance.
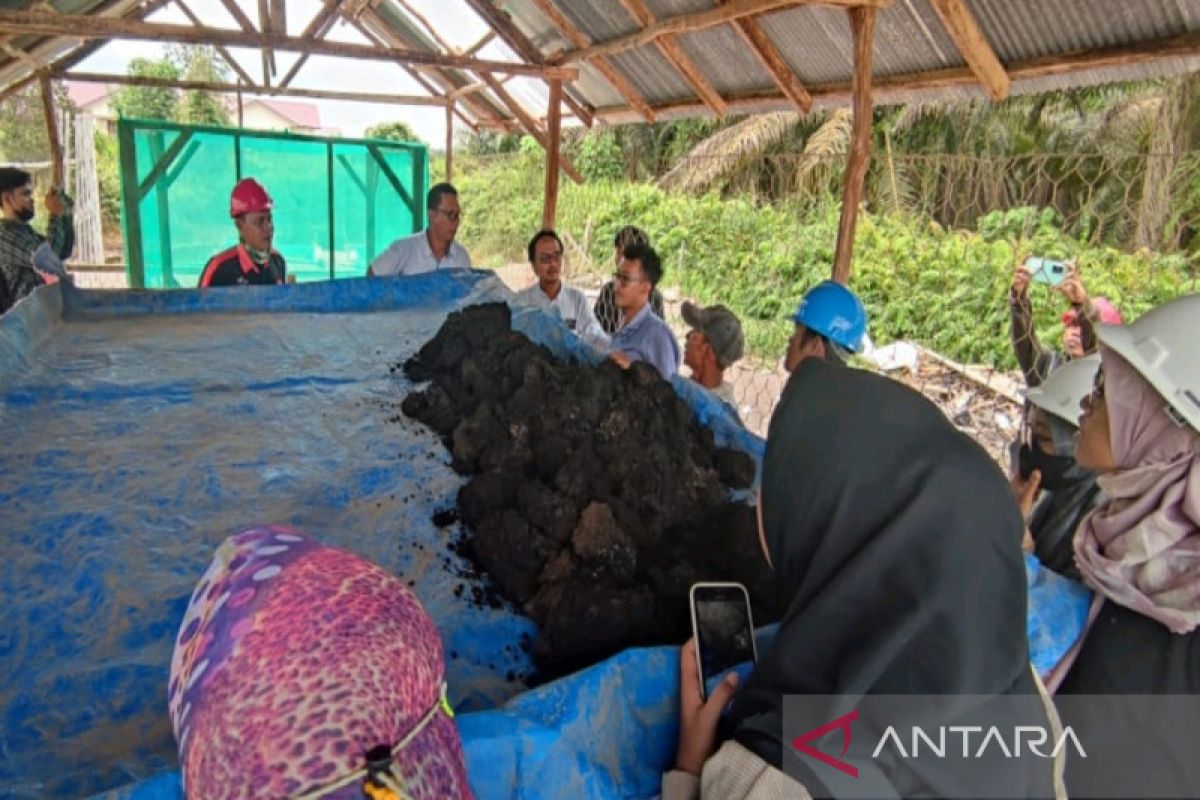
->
[784,280,868,371]
[199,178,287,288]
[514,229,609,350]
[1009,257,1122,388]
[682,301,744,407]
[0,166,74,315]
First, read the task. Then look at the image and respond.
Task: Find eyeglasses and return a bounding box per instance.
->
[612,271,644,287]
[536,251,563,265]
[432,207,462,223]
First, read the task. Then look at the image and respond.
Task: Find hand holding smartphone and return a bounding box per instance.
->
[690,582,757,702]
[1025,257,1068,287]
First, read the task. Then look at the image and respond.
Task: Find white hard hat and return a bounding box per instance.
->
[1095,293,1200,434]
[1025,354,1101,427]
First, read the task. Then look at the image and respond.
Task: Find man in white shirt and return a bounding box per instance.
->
[368,182,472,276]
[513,229,609,351]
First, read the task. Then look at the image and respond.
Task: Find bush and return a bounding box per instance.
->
[454,155,1195,366]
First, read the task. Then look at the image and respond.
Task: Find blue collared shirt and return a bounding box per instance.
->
[610,302,680,379]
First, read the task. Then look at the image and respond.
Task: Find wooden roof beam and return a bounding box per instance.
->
[173,0,259,87]
[0,8,580,79]
[527,0,655,121]
[62,69,453,106]
[480,72,583,184]
[928,0,1009,101]
[458,0,594,126]
[723,1,812,113]
[463,30,496,57]
[561,0,890,64]
[616,0,726,116]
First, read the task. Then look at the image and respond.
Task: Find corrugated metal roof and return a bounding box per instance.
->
[3,0,1200,130]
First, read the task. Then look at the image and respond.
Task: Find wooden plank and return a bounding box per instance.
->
[463,31,496,57]
[729,11,812,112]
[527,0,655,121]
[656,35,727,116]
[456,0,594,126]
[928,0,1009,101]
[394,0,455,53]
[216,0,257,33]
[174,0,258,87]
[481,73,583,184]
[37,73,63,187]
[542,78,561,229]
[445,102,454,181]
[0,9,580,79]
[562,0,890,63]
[64,70,451,106]
[832,6,876,285]
[258,0,275,83]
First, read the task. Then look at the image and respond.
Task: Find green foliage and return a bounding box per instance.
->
[454,155,1194,364]
[576,130,623,182]
[94,130,122,226]
[0,86,49,162]
[172,46,230,126]
[365,121,422,144]
[111,58,181,121]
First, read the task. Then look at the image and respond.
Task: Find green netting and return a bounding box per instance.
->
[118,119,428,288]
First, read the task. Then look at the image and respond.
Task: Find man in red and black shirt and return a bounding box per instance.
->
[198,178,287,288]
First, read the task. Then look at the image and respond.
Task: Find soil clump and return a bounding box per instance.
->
[401,303,777,677]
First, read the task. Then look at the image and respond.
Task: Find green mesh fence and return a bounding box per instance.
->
[118,119,428,288]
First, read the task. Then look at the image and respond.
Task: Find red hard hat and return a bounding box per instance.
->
[230,178,273,218]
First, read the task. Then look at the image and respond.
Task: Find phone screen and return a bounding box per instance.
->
[692,584,756,700]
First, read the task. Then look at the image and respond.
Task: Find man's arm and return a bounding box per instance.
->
[1059,265,1098,354]
[1009,263,1050,387]
[45,190,75,261]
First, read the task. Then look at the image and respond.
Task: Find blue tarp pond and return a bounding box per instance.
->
[0,272,1087,799]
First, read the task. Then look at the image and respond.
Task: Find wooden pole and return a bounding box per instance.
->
[237,81,244,127]
[445,102,454,181]
[37,72,63,188]
[831,5,876,285]
[542,79,562,229]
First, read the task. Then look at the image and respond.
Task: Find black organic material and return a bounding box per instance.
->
[402,303,776,676]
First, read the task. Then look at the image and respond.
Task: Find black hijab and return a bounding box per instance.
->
[727,359,1046,796]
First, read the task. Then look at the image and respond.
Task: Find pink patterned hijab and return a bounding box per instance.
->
[1073,346,1200,634]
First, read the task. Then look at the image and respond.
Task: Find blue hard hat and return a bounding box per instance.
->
[792,280,868,353]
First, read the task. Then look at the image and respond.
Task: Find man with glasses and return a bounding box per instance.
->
[514,229,608,350]
[199,178,287,287]
[608,241,679,379]
[369,182,472,277]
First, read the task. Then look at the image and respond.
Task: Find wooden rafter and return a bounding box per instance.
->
[38,72,63,187]
[615,0,726,116]
[481,72,583,184]
[588,30,1200,120]
[173,0,258,87]
[258,0,275,84]
[722,0,811,112]
[458,0,594,126]
[562,0,889,64]
[62,69,453,106]
[0,9,579,79]
[277,0,342,89]
[393,0,454,54]
[526,0,655,121]
[215,0,257,34]
[928,0,1009,101]
[463,31,496,57]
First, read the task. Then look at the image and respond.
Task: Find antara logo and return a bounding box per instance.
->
[791,710,1086,777]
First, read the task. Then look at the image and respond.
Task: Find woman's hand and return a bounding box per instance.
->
[676,639,740,775]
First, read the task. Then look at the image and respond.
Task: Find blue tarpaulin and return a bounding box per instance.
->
[0,274,1088,800]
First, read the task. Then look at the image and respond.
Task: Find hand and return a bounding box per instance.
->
[44,189,66,216]
[609,352,632,370]
[1011,468,1042,521]
[1057,262,1088,306]
[676,639,740,776]
[1011,259,1032,298]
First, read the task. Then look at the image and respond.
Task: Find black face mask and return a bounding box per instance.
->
[1017,443,1078,491]
[16,206,34,222]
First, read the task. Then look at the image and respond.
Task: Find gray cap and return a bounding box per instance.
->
[682,301,745,369]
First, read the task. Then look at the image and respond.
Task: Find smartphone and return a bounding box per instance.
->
[1026,257,1068,287]
[690,582,757,701]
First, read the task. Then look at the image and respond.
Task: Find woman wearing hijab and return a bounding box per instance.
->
[1017,354,1105,578]
[663,358,1059,799]
[169,526,472,799]
[1052,294,1200,797]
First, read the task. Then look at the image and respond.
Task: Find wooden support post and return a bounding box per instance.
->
[445,102,454,181]
[37,72,63,187]
[237,82,244,127]
[542,79,561,229]
[832,6,876,285]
